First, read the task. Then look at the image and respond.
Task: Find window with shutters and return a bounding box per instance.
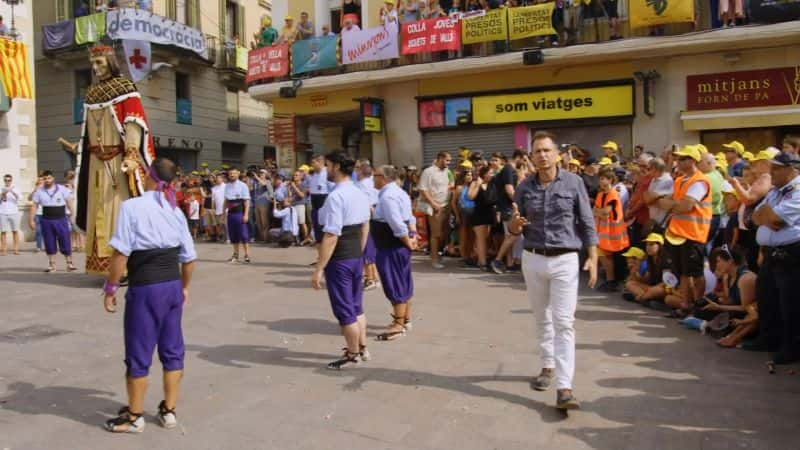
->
[226,89,240,131]
[166,0,177,20]
[224,1,245,42]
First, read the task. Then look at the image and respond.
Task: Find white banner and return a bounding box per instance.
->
[341,25,399,65]
[122,40,152,83]
[106,9,208,59]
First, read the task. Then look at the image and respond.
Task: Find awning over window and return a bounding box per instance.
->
[681,106,800,131]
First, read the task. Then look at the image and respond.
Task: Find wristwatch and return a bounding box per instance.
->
[103,280,120,296]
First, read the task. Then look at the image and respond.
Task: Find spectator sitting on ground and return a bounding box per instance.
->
[272,197,299,247]
[621,246,647,297]
[624,233,668,306]
[701,246,758,347]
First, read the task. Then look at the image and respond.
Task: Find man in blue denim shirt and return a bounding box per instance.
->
[509,130,598,411]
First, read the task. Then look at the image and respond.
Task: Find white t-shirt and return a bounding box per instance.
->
[211,184,226,215]
[648,173,674,224]
[685,181,709,202]
[418,165,451,214]
[189,199,200,220]
[0,186,21,215]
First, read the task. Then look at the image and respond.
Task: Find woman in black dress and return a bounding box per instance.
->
[468,166,495,271]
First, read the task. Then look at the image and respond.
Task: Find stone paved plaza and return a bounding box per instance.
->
[1,243,799,450]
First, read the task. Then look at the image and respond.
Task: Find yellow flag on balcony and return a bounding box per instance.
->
[75,12,106,45]
[630,0,695,28]
[0,39,33,99]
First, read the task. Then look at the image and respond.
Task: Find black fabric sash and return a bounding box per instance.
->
[42,206,67,218]
[127,247,181,286]
[311,193,328,210]
[331,224,363,261]
[227,199,244,214]
[370,220,404,250]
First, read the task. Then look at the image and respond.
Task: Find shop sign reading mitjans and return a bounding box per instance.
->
[686,67,800,111]
[419,82,634,129]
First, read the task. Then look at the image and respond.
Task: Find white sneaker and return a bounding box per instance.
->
[157,401,178,429]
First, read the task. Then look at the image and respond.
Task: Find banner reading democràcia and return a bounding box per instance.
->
[292,35,339,75]
[472,84,634,124]
[462,7,508,44]
[106,9,208,59]
[247,44,289,82]
[401,17,461,55]
[508,3,557,40]
[629,0,694,28]
[342,25,399,64]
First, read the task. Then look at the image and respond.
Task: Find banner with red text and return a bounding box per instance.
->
[246,44,289,83]
[401,17,461,55]
[341,25,399,64]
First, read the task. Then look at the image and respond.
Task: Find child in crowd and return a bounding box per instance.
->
[623,233,668,307]
[188,196,200,239]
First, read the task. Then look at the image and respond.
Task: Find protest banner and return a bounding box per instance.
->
[461,8,508,44]
[246,44,289,83]
[106,8,208,59]
[629,0,694,28]
[342,25,399,64]
[401,17,461,55]
[508,3,557,40]
[292,35,339,75]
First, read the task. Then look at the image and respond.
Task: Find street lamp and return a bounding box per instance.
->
[1,0,23,41]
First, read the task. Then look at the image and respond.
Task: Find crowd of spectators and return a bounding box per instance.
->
[408,135,800,366]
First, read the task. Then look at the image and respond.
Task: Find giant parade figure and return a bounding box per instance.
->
[75,44,156,274]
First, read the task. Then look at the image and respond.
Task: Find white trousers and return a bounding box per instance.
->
[521,250,579,390]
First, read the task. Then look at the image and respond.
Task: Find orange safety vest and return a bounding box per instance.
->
[667,171,712,242]
[594,188,629,253]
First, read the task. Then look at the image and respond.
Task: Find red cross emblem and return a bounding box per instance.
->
[129,49,148,69]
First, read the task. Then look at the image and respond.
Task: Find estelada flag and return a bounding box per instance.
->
[629,0,694,28]
[0,39,33,99]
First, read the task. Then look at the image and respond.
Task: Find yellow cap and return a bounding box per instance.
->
[601,140,618,152]
[715,152,727,161]
[569,159,581,166]
[622,247,646,259]
[384,0,396,4]
[298,164,311,171]
[284,15,293,20]
[643,233,664,245]
[222,164,231,169]
[598,157,613,166]
[460,160,474,169]
[459,148,471,160]
[665,229,687,245]
[200,162,208,167]
[191,170,199,175]
[742,151,755,162]
[722,140,745,155]
[696,144,709,154]
[750,150,774,162]
[673,145,701,162]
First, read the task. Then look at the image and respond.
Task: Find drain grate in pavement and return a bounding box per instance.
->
[0,324,72,344]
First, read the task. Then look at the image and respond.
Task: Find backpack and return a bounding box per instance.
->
[484,181,498,206]
[458,186,475,215]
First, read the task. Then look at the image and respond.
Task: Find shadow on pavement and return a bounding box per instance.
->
[0,382,123,429]
[0,271,100,288]
[248,319,340,336]
[185,344,568,423]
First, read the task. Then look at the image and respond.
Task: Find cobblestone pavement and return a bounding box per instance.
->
[1,242,799,450]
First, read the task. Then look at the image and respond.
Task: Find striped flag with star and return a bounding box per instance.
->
[0,39,33,99]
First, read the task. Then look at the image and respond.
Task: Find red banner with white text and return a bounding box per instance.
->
[246,44,289,83]
[401,17,461,55]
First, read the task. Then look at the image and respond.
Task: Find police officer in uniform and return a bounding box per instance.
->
[102,157,197,433]
[372,165,418,341]
[311,151,371,370]
[751,152,800,364]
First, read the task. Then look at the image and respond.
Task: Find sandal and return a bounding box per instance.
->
[157,400,178,429]
[376,314,407,341]
[243,256,251,264]
[104,406,145,433]
[229,253,239,263]
[359,345,371,362]
[326,349,360,370]
[44,264,56,273]
[66,262,77,272]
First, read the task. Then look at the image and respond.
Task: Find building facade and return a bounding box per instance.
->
[1,0,37,219]
[251,1,800,169]
[34,0,274,175]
